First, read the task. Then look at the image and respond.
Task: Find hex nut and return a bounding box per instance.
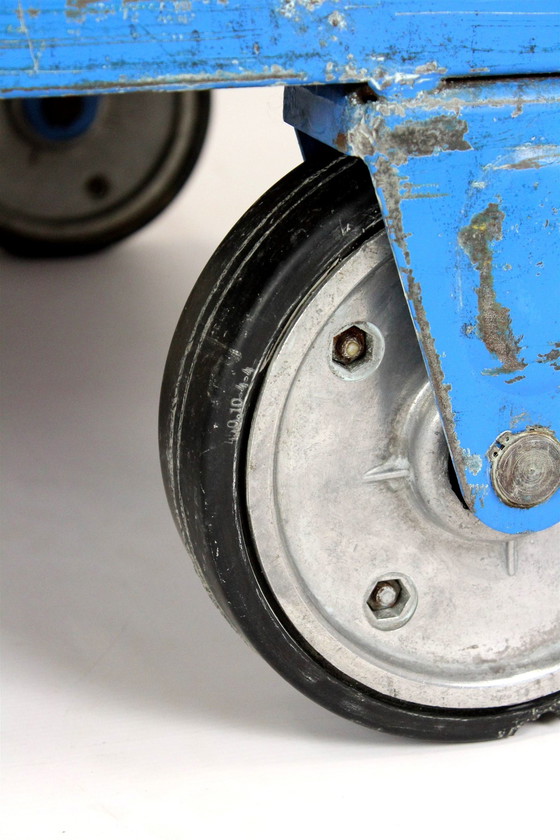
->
[333,325,368,366]
[366,573,418,631]
[370,580,402,610]
[330,321,385,381]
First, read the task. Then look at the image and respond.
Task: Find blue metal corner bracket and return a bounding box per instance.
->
[285,79,560,535]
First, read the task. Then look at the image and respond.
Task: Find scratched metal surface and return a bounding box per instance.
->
[1,1,560,97]
[285,80,560,534]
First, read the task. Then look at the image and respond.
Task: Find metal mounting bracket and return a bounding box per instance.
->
[285,78,560,535]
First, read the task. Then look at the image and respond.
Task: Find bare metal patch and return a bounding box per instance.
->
[279,0,328,20]
[486,144,560,171]
[371,115,472,166]
[459,203,526,376]
[537,343,560,371]
[373,158,409,258]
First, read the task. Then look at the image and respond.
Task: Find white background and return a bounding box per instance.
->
[2,88,558,839]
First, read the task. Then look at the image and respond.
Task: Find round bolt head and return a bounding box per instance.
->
[341,337,362,360]
[490,428,560,509]
[371,581,401,609]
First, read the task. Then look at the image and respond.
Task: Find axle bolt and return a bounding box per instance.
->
[490,428,560,509]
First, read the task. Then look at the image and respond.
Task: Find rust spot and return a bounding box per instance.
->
[65,0,100,19]
[328,11,346,28]
[335,132,348,153]
[353,84,378,104]
[372,115,472,166]
[537,344,560,371]
[66,0,138,18]
[501,158,543,171]
[458,203,526,376]
[67,0,98,9]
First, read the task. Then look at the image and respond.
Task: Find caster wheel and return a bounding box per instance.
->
[0,90,210,256]
[160,154,560,741]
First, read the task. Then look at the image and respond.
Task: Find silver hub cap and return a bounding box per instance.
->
[247,234,560,709]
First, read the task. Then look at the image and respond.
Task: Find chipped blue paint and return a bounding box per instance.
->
[285,79,560,534]
[0,2,559,96]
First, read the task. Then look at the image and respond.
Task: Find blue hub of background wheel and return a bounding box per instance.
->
[21,96,100,142]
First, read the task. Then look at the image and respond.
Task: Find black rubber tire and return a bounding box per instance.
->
[159,153,560,741]
[0,90,210,258]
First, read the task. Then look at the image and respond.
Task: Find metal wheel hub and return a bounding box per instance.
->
[0,91,204,244]
[247,233,560,710]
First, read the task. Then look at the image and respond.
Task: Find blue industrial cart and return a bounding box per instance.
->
[2,1,559,740]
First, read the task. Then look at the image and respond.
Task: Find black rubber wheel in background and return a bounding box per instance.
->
[159,153,560,741]
[0,90,210,257]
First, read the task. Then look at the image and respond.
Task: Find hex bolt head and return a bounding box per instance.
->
[490,428,560,509]
[333,326,367,366]
[366,574,417,631]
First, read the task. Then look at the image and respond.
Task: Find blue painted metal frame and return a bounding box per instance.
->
[285,80,559,534]
[0,2,559,97]
[1,1,558,533]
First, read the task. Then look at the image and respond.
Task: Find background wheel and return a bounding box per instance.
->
[0,90,210,256]
[160,153,560,741]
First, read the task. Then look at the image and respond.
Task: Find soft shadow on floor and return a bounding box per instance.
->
[2,241,416,749]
